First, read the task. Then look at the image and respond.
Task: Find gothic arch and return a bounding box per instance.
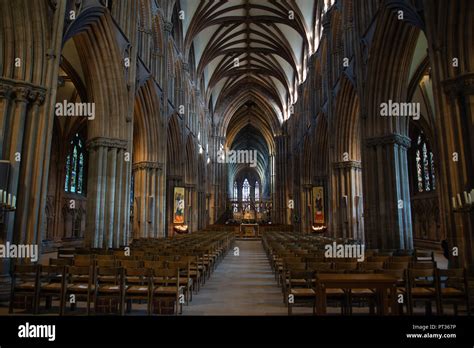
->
[185,134,197,185]
[166,113,183,178]
[333,76,361,161]
[365,6,421,137]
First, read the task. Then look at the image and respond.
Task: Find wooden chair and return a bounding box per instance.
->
[182,255,201,293]
[306,263,347,314]
[282,262,307,304]
[9,264,39,314]
[36,265,66,314]
[407,268,439,315]
[437,268,470,315]
[168,260,193,304]
[94,266,124,315]
[379,268,408,315]
[151,268,184,315]
[63,266,93,315]
[123,268,151,315]
[287,270,318,315]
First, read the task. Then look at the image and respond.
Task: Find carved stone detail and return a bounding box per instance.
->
[14,86,31,103]
[133,161,164,172]
[86,137,128,150]
[365,134,411,149]
[443,73,474,96]
[333,160,362,169]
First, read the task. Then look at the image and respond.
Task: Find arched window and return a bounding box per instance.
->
[233,181,238,200]
[64,133,86,194]
[242,179,250,201]
[412,130,436,193]
[255,181,260,212]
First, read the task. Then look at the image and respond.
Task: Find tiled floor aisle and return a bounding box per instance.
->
[184,240,288,315]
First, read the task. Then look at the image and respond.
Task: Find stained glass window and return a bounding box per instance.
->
[233,181,238,200]
[242,179,250,201]
[255,181,260,201]
[411,130,435,193]
[65,133,86,195]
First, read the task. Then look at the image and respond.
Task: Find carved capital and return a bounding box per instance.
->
[0,84,13,99]
[443,73,474,97]
[86,137,128,150]
[333,160,362,170]
[35,91,47,106]
[14,86,31,103]
[132,161,163,172]
[365,134,411,149]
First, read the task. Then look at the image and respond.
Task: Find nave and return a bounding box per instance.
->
[0,0,473,322]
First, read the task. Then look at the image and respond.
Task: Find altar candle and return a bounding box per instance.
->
[468,193,473,205]
[471,189,474,201]
[464,191,469,204]
[7,193,11,206]
[12,195,16,208]
[2,191,5,204]
[452,197,457,208]
[457,194,462,207]
[0,190,3,203]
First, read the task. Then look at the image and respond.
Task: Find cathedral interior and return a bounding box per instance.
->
[0,0,473,331]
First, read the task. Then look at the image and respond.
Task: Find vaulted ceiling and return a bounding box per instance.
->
[181,0,319,126]
[177,0,326,192]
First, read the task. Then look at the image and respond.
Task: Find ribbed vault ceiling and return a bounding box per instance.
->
[180,0,317,195]
[182,0,316,122]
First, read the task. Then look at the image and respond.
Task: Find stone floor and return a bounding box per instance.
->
[183,240,287,315]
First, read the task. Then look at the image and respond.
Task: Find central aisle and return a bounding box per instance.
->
[184,240,287,315]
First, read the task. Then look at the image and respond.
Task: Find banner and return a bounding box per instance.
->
[173,187,185,224]
[312,186,325,224]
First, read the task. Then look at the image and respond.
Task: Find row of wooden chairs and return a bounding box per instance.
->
[283,266,470,316]
[9,264,187,315]
[10,230,235,315]
[262,231,469,316]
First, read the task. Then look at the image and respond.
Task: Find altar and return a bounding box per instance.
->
[239,223,259,238]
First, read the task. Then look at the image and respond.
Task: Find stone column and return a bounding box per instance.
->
[15,89,47,246]
[331,161,364,241]
[274,135,288,224]
[0,83,14,300]
[86,137,129,248]
[132,161,164,238]
[442,74,474,272]
[363,134,413,249]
